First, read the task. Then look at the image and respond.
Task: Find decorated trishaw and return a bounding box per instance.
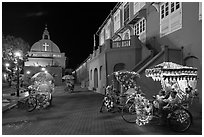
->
[131,62,198,132]
[100,62,198,132]
[100,71,141,114]
[19,72,54,112]
[62,74,75,93]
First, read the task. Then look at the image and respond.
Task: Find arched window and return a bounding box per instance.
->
[124,32,130,47]
[94,68,98,88]
[99,66,103,80]
[90,69,92,80]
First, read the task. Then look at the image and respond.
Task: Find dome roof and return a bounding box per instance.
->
[30,25,61,53]
[31,39,61,53]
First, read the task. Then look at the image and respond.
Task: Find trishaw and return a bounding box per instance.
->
[100,62,198,132]
[62,75,75,93]
[17,72,54,112]
[100,71,141,113]
[131,62,198,132]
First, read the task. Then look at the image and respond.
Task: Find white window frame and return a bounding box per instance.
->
[134,18,146,35]
[134,17,146,43]
[114,9,121,33]
[160,2,182,37]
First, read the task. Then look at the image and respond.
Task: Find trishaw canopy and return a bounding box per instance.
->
[145,62,197,81]
[145,62,198,100]
[62,75,74,80]
[31,72,54,82]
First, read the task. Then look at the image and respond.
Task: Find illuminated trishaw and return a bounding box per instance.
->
[100,71,141,114]
[131,62,198,132]
[25,72,54,111]
[62,75,75,93]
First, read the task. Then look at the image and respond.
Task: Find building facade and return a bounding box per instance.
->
[75,2,202,108]
[24,26,67,86]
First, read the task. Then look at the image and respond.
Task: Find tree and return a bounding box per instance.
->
[2,35,30,62]
[2,35,30,84]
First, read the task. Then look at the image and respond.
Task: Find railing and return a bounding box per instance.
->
[112,39,131,48]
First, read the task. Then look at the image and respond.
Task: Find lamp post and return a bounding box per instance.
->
[14,51,22,97]
[5,63,11,86]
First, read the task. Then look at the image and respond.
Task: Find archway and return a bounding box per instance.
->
[94,68,98,89]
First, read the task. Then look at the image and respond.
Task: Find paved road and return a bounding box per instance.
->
[2,88,202,135]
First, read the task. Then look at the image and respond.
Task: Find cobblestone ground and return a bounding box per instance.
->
[2,89,202,135]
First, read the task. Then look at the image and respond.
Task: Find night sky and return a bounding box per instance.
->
[2,2,117,69]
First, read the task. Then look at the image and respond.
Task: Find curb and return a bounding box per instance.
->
[2,97,26,113]
[2,102,18,113]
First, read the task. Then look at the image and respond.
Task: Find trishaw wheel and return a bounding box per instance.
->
[121,101,136,123]
[168,108,192,132]
[26,96,37,112]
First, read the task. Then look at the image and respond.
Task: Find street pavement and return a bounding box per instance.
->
[2,85,202,135]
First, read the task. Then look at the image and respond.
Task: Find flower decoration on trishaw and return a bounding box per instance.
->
[113,71,140,91]
[131,62,198,127]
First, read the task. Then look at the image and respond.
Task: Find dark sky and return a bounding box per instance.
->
[2,2,117,69]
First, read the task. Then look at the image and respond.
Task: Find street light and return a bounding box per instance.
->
[5,63,10,67]
[41,67,46,71]
[14,51,22,97]
[26,71,31,74]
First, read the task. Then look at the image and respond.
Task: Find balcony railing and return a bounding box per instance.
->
[112,39,131,48]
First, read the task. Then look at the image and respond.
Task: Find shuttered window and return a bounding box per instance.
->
[105,19,111,39]
[124,3,130,24]
[160,2,182,37]
[114,9,121,33]
[100,29,105,45]
[134,17,146,43]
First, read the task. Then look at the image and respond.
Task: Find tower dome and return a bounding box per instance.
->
[30,25,61,53]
